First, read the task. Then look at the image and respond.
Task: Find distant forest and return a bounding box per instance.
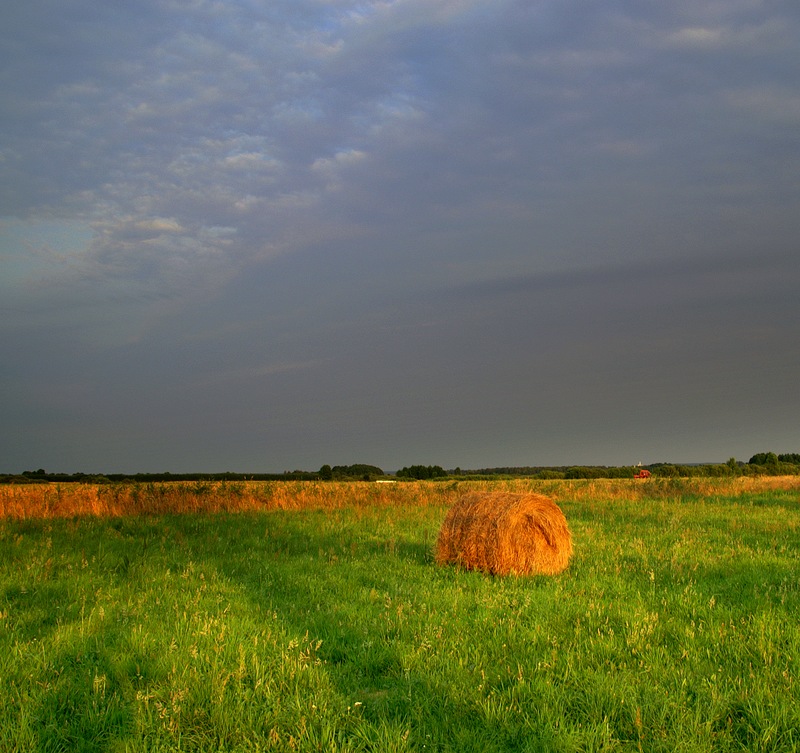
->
[3,453,800,484]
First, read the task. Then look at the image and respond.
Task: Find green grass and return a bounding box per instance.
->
[1,490,799,752]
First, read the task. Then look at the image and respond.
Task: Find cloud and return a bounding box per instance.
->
[104,217,185,241]
[2,0,800,470]
[724,85,800,125]
[661,17,792,52]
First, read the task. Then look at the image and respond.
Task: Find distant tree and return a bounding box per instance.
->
[652,464,679,477]
[319,464,333,481]
[331,464,384,480]
[564,466,604,479]
[749,452,779,466]
[701,464,727,477]
[396,465,447,480]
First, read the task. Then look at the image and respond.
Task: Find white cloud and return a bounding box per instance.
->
[665,26,724,48]
[347,0,488,28]
[138,217,184,234]
[311,148,368,172]
[222,152,281,171]
[660,17,792,53]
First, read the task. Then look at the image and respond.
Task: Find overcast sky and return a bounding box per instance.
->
[2,0,799,474]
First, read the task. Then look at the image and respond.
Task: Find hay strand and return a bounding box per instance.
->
[435,491,573,575]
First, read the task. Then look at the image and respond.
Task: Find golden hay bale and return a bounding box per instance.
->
[435,492,573,575]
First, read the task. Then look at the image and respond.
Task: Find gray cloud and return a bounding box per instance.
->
[2,0,799,471]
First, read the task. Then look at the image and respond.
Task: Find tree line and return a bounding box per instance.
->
[3,452,800,484]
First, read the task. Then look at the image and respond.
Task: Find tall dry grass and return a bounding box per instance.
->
[2,476,799,520]
[0,480,451,519]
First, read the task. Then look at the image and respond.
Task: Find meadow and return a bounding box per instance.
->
[1,478,799,752]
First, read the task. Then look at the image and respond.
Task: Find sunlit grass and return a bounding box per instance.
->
[1,484,799,751]
[2,476,800,520]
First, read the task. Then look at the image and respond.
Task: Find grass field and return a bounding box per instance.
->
[1,478,799,752]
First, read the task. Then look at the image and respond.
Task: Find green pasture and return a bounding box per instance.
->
[1,488,799,752]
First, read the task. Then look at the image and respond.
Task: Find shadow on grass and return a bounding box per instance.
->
[184,511,564,752]
[18,508,787,752]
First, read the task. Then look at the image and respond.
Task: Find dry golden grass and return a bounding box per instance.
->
[0,480,452,519]
[435,491,573,575]
[1,475,799,520]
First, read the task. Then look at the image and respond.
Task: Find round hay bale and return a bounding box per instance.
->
[435,492,572,575]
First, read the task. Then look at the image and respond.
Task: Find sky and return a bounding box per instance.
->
[2,0,799,474]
